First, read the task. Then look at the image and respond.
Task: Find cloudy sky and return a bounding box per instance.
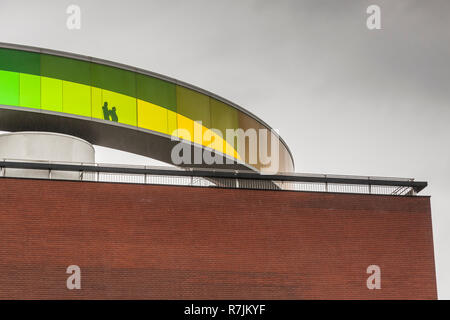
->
[0,0,449,298]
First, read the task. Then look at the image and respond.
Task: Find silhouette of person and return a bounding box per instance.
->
[101,101,119,122]
[110,107,118,122]
[102,102,109,120]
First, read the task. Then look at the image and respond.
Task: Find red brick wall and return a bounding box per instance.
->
[0,178,437,299]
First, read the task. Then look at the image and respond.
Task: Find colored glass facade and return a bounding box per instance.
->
[0,46,294,172]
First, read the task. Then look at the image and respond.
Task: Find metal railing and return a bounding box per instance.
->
[0,159,427,196]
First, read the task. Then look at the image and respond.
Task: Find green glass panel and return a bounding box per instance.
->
[41,77,63,112]
[0,70,19,106]
[91,63,136,98]
[136,74,176,112]
[176,85,211,128]
[0,48,40,75]
[19,73,40,109]
[41,54,91,86]
[210,98,239,148]
[91,87,103,120]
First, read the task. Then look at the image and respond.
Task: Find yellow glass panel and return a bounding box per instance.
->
[41,76,62,112]
[137,99,168,134]
[175,113,239,159]
[63,81,91,117]
[91,87,103,120]
[176,114,194,141]
[193,121,205,146]
[167,110,178,137]
[101,89,137,126]
[204,128,240,160]
[203,128,223,152]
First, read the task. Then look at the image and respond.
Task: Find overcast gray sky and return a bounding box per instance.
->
[0,0,449,298]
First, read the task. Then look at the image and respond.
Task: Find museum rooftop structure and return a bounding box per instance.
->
[0,43,437,299]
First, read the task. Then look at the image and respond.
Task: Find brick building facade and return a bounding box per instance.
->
[0,177,437,299]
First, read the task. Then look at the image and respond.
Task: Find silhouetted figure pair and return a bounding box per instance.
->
[102,102,118,122]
